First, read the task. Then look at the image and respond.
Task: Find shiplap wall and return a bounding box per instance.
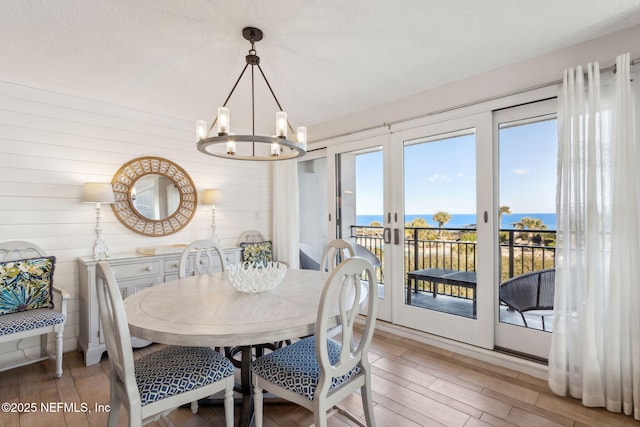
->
[0,79,272,365]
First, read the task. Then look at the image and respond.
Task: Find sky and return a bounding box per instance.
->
[355,118,557,215]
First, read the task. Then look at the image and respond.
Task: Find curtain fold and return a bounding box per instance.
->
[272,160,300,268]
[549,53,639,420]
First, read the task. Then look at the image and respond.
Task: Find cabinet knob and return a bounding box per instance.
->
[146,266,153,271]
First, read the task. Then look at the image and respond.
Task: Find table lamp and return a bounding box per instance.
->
[202,189,223,245]
[81,182,115,260]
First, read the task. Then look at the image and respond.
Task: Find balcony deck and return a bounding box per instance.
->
[406,289,553,331]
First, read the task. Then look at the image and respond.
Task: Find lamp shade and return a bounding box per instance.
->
[81,182,115,204]
[202,189,223,205]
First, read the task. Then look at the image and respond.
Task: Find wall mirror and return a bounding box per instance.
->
[111,157,197,236]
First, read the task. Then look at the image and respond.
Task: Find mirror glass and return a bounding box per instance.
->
[111,157,197,237]
[131,174,180,220]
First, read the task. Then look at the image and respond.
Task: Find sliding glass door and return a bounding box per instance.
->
[494,100,557,359]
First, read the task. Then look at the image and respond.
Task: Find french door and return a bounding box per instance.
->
[327,114,494,346]
[389,113,493,348]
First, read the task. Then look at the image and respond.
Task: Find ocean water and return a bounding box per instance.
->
[357,213,556,230]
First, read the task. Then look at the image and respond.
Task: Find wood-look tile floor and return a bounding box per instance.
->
[0,328,637,426]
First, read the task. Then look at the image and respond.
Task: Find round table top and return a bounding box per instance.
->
[124,268,342,347]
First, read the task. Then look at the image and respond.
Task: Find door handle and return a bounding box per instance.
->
[383,228,391,244]
[394,228,400,245]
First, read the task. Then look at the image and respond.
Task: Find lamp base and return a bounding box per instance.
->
[93,239,109,260]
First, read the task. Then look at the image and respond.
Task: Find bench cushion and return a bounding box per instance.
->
[0,256,56,314]
[0,308,65,336]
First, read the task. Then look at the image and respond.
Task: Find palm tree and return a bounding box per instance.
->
[517,217,547,243]
[498,206,511,229]
[432,211,452,237]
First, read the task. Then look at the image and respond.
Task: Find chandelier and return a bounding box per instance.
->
[196,27,307,161]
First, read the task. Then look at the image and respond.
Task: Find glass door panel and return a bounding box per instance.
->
[329,135,390,321]
[391,113,493,349]
[495,100,557,359]
[337,148,384,295]
[403,130,477,318]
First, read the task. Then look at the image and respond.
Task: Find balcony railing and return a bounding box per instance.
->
[350,225,556,282]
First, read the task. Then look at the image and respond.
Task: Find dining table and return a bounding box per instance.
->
[123,267,367,426]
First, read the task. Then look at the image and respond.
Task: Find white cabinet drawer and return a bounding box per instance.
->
[111,261,161,279]
[164,257,181,273]
[117,276,161,299]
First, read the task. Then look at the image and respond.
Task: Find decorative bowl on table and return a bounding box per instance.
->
[226,261,287,293]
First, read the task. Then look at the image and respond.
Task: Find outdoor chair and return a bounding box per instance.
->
[499,268,555,331]
[251,257,378,427]
[300,243,323,270]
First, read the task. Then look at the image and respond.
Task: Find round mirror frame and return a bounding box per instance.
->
[111,157,198,237]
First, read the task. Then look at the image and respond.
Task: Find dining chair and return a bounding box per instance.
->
[319,239,356,273]
[179,239,227,278]
[95,261,235,427]
[237,229,266,245]
[251,256,378,427]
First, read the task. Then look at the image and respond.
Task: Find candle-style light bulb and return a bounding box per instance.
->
[276,111,287,138]
[226,141,236,155]
[196,120,208,141]
[218,107,230,135]
[296,126,307,149]
[271,142,280,156]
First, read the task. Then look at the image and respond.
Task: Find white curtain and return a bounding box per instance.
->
[272,160,300,268]
[549,53,640,420]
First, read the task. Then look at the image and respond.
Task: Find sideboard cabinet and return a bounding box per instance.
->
[78,248,241,366]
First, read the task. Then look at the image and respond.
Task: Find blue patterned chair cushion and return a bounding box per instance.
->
[0,256,56,314]
[0,308,65,336]
[251,336,361,400]
[135,346,235,406]
[240,241,273,267]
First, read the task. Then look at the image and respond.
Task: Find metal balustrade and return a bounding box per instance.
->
[349,225,556,297]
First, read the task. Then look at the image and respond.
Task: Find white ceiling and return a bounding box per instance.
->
[3,0,640,134]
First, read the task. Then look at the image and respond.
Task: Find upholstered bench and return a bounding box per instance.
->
[0,241,69,377]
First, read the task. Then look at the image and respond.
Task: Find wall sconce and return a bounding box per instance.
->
[202,189,224,244]
[81,182,115,260]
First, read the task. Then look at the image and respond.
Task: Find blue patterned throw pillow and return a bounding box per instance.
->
[0,256,56,314]
[240,241,273,267]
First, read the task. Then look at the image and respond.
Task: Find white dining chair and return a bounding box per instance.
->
[251,257,378,427]
[95,261,235,427]
[237,229,266,245]
[179,239,227,278]
[319,239,356,273]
